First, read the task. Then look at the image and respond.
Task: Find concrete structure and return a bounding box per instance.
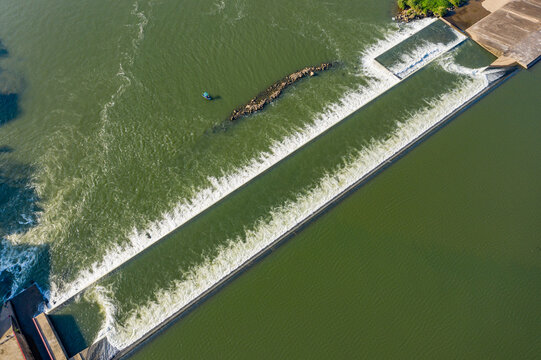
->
[466,0,541,67]
[445,0,491,31]
[0,302,35,360]
[0,326,27,360]
[2,285,51,360]
[2,14,532,360]
[33,314,68,360]
[0,284,111,360]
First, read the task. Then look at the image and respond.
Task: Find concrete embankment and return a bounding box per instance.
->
[446,0,541,68]
[111,66,517,360]
[0,285,49,360]
[1,285,114,360]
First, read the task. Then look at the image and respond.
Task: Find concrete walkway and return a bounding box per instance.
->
[482,0,513,12]
[33,313,68,360]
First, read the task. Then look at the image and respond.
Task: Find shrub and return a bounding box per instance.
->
[398,0,465,16]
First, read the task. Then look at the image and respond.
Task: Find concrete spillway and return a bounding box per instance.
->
[110,65,518,360]
[7,18,532,360]
[46,20,522,360]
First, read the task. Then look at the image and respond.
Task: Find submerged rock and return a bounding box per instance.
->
[227,62,333,122]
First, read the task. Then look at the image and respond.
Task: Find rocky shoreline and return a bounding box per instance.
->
[395,8,437,22]
[228,63,332,122]
[395,7,457,22]
[395,0,466,22]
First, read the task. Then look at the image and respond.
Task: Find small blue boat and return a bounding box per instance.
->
[202,91,212,100]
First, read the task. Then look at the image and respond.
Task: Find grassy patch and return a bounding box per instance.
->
[398,0,465,16]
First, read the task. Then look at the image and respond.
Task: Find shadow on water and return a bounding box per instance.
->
[49,314,89,355]
[0,40,21,127]
[0,93,19,125]
[0,40,7,57]
[0,39,44,303]
[0,155,50,303]
[0,160,42,236]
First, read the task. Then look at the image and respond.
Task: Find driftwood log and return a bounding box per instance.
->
[228,62,332,121]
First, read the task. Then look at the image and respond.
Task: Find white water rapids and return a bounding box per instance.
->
[49,18,465,310]
[103,64,501,350]
[55,21,507,353]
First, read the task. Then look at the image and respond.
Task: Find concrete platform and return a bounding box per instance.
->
[466,0,541,67]
[0,302,35,360]
[33,313,68,360]
[445,0,491,31]
[8,284,50,360]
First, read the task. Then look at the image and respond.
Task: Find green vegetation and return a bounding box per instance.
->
[397,0,465,16]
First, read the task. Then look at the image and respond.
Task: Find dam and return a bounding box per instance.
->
[1,2,539,358]
[1,17,526,360]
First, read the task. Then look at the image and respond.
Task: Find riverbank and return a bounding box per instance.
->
[396,0,465,21]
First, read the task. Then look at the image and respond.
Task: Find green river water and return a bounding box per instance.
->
[129,65,541,359]
[0,0,539,358]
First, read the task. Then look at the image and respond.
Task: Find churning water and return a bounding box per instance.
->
[2,0,529,358]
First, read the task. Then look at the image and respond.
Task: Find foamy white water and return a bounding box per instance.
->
[0,239,41,299]
[48,18,458,309]
[103,64,502,350]
[390,32,466,78]
[86,285,118,342]
[1,0,151,304]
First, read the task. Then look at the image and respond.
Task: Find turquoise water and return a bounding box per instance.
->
[1,0,538,358]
